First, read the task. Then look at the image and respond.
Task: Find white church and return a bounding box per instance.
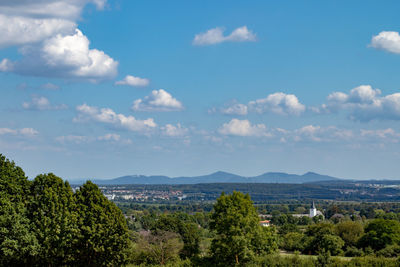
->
[292,202,324,218]
[309,201,323,218]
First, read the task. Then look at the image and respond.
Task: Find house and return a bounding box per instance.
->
[259,220,271,227]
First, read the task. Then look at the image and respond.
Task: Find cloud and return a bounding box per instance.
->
[56,133,131,144]
[55,135,90,144]
[40,83,60,90]
[249,92,306,115]
[74,104,157,133]
[0,14,76,48]
[0,127,39,137]
[19,128,39,137]
[293,125,353,142]
[0,0,106,47]
[370,31,400,54]
[218,119,271,137]
[193,26,256,46]
[221,103,248,115]
[0,1,106,20]
[22,96,67,110]
[132,89,184,112]
[1,29,118,81]
[98,133,121,141]
[161,123,189,137]
[361,128,400,143]
[315,85,400,121]
[0,59,13,72]
[0,1,117,82]
[215,92,305,116]
[115,75,149,87]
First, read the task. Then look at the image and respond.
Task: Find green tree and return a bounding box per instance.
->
[134,231,183,265]
[0,154,30,202]
[152,213,201,259]
[0,193,39,266]
[358,219,400,251]
[303,222,344,256]
[281,232,305,252]
[278,223,299,235]
[210,191,277,266]
[0,155,38,266]
[28,173,79,266]
[334,220,364,248]
[74,181,130,266]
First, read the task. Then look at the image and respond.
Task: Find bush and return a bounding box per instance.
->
[344,246,364,257]
[376,244,400,257]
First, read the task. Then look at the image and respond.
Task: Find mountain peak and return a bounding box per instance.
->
[302,171,319,176]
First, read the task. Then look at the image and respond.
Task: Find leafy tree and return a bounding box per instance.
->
[0,193,39,266]
[28,173,79,266]
[334,220,364,248]
[210,191,277,266]
[134,231,183,265]
[298,215,312,225]
[74,181,130,266]
[278,223,299,235]
[152,213,201,259]
[325,205,342,219]
[358,219,400,251]
[0,154,30,202]
[360,207,375,219]
[319,234,344,256]
[303,222,344,255]
[281,232,305,252]
[0,155,38,266]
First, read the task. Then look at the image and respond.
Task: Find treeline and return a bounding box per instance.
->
[107,182,400,202]
[0,155,130,266]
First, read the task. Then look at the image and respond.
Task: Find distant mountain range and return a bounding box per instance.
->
[69,171,342,185]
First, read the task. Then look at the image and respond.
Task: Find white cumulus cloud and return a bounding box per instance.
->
[316,85,400,121]
[0,1,118,82]
[74,104,157,133]
[214,93,305,116]
[193,26,256,46]
[162,123,189,137]
[0,14,76,48]
[132,89,184,112]
[115,75,150,87]
[219,119,271,137]
[221,103,248,115]
[2,29,118,81]
[248,92,306,115]
[370,31,400,54]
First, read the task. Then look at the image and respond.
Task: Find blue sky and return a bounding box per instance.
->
[1,0,400,180]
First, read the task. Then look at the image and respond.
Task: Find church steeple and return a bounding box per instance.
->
[310,201,317,217]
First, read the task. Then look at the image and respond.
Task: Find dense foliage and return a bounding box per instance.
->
[210,191,278,266]
[0,154,129,266]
